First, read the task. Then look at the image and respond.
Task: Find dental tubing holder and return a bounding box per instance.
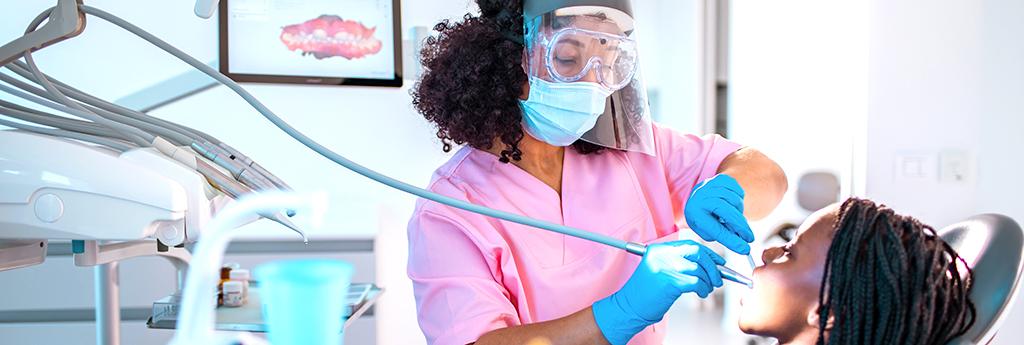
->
[0,0,300,240]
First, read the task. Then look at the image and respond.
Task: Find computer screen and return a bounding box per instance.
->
[219,0,402,86]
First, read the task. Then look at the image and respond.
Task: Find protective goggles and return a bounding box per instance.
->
[541,28,639,90]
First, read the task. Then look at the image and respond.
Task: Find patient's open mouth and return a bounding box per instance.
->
[279,15,383,60]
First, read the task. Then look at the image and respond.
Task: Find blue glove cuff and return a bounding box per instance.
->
[592,293,652,345]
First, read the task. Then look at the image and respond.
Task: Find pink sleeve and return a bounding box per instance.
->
[653,124,743,220]
[407,210,520,345]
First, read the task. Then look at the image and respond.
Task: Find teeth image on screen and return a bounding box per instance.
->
[226,0,398,81]
[279,14,384,60]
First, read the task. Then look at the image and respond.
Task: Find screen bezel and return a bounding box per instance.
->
[218,0,403,87]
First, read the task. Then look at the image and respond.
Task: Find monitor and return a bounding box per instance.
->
[219,0,402,87]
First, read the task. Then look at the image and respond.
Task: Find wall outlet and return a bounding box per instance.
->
[939,150,973,184]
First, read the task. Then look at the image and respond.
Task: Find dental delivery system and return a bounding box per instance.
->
[0,0,303,248]
[0,0,751,287]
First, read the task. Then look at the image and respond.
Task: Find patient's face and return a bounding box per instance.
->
[738,204,839,340]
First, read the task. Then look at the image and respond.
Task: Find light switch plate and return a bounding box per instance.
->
[894,153,935,181]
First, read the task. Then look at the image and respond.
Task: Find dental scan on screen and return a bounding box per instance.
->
[225,0,396,80]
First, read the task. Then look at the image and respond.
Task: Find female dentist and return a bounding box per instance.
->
[407,0,787,344]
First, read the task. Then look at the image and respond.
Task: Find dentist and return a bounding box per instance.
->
[407,0,787,344]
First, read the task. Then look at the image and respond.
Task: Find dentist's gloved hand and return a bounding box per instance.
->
[684,174,755,255]
[592,241,725,345]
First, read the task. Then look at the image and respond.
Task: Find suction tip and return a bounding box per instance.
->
[262,211,307,243]
[719,264,754,289]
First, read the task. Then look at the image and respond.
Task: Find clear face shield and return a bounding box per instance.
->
[523,5,654,155]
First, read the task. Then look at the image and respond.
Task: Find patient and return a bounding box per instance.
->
[738,198,976,345]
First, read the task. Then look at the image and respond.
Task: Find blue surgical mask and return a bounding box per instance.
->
[519,76,613,146]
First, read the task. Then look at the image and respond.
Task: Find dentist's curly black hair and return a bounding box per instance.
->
[411,0,604,163]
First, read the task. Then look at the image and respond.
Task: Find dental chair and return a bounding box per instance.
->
[940,214,1024,344]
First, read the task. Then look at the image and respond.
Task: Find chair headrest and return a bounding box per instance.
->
[940,214,1024,344]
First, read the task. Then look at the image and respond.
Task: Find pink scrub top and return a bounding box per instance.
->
[407,124,741,345]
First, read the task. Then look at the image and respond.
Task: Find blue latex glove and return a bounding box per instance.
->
[684,174,755,255]
[592,241,725,345]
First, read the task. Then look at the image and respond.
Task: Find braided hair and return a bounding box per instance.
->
[815,198,976,345]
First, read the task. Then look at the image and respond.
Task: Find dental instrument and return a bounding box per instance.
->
[16,5,288,179]
[6,0,293,190]
[747,254,757,270]
[4,59,290,201]
[721,264,754,288]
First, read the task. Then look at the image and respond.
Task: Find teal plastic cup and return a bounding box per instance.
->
[255,259,354,345]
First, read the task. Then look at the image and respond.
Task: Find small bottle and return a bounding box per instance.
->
[222,281,244,307]
[220,263,240,280]
[229,268,250,303]
[218,263,241,307]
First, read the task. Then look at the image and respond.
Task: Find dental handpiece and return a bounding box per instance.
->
[626,243,754,288]
[718,264,754,288]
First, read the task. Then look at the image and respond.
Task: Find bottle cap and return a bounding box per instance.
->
[229,269,250,281]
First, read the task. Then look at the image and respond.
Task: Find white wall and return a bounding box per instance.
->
[865,0,983,227]
[867,0,1024,227]
[866,0,1024,342]
[729,0,868,240]
[633,0,702,133]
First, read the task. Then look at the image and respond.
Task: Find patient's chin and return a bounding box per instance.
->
[737,314,763,335]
